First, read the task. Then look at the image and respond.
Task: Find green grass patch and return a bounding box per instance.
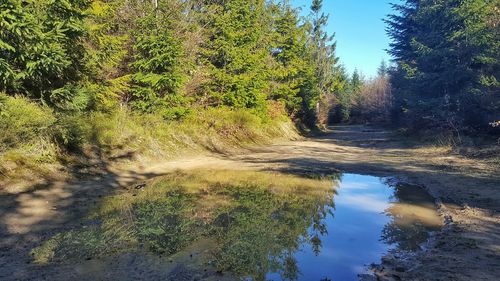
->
[1,93,298,188]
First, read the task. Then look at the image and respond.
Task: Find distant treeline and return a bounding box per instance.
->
[332,0,499,137]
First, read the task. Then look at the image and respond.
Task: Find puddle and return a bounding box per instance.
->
[266,174,442,281]
[32,170,442,281]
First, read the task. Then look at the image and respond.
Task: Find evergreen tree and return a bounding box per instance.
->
[386,0,499,132]
[301,0,340,126]
[377,59,388,77]
[129,1,189,119]
[350,69,363,93]
[0,0,89,102]
[269,1,311,117]
[199,0,273,111]
[308,0,340,105]
[1,0,350,128]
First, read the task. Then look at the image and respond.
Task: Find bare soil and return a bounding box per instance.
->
[1,125,499,280]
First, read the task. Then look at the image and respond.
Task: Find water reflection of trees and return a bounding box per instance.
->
[381,183,442,251]
[211,181,338,281]
[31,170,340,281]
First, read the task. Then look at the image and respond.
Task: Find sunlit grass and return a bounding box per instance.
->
[1,94,299,192]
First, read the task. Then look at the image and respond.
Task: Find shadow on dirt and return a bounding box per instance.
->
[0,149,168,280]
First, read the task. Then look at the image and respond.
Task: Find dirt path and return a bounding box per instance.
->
[1,125,499,280]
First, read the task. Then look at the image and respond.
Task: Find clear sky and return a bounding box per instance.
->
[291,0,400,78]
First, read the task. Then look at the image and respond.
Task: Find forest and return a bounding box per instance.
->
[0,1,499,280]
[0,0,344,175]
[1,0,498,171]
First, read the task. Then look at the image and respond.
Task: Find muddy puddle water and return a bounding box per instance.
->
[32,170,442,281]
[265,174,442,281]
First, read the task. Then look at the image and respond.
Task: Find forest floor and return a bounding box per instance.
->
[1,125,499,280]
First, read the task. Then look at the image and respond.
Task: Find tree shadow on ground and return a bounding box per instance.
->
[0,149,169,280]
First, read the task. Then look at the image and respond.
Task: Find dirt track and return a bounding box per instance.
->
[1,125,499,280]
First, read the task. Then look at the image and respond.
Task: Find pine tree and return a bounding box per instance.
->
[377,59,388,77]
[386,0,499,132]
[303,0,340,126]
[199,0,273,111]
[129,1,189,119]
[269,1,311,117]
[309,0,339,100]
[0,0,89,102]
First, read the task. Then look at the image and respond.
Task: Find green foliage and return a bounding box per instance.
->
[269,2,311,117]
[329,68,365,123]
[84,0,128,79]
[53,112,91,152]
[0,93,55,150]
[129,7,189,119]
[200,0,273,111]
[1,0,344,126]
[307,0,341,126]
[387,0,500,134]
[0,0,88,101]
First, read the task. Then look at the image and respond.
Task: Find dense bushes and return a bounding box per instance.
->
[0,94,58,179]
[0,94,294,156]
[0,93,55,151]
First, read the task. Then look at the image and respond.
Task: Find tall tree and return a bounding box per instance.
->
[129,1,189,119]
[0,0,89,103]
[309,0,339,97]
[386,0,500,132]
[306,0,341,126]
[269,1,312,118]
[199,0,273,112]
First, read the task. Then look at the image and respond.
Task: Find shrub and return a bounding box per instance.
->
[0,93,56,151]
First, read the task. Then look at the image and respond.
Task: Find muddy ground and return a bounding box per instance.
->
[1,125,499,280]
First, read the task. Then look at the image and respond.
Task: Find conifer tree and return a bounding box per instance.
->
[199,0,273,111]
[270,1,315,120]
[377,59,388,77]
[0,0,89,102]
[129,1,189,119]
[386,0,499,132]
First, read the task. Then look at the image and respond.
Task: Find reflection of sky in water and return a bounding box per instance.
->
[267,174,400,281]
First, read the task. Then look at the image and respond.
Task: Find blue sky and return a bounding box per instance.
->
[291,0,400,77]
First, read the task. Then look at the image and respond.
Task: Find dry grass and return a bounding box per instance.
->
[1,103,299,193]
